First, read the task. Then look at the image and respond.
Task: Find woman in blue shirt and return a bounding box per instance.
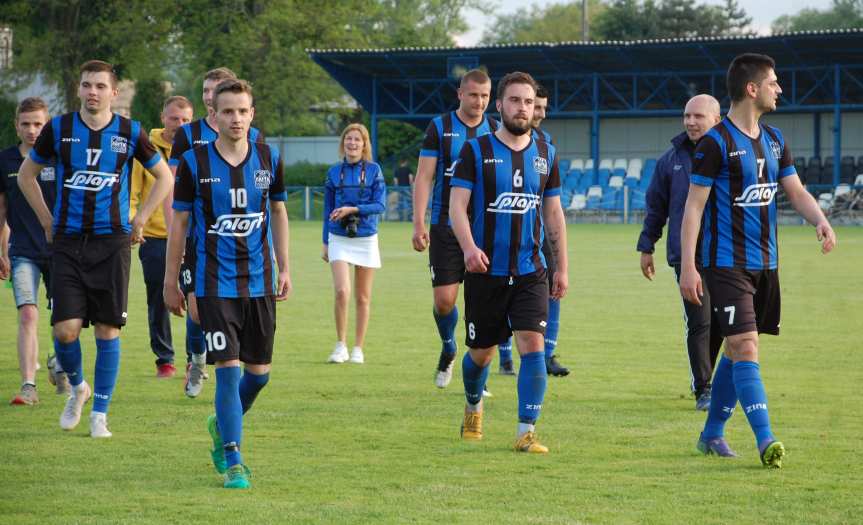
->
[322,123,386,365]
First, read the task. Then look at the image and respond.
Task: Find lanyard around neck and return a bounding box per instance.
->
[339,160,366,187]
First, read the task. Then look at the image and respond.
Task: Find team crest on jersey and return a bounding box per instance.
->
[254,170,272,189]
[532,156,548,175]
[208,212,265,237]
[769,140,781,160]
[487,192,541,214]
[39,167,55,181]
[110,135,128,154]
[734,182,778,207]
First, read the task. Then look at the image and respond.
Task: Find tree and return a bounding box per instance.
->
[481,1,605,45]
[2,1,174,111]
[595,0,753,40]
[772,0,863,33]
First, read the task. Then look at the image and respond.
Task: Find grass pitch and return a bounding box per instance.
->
[2,222,861,524]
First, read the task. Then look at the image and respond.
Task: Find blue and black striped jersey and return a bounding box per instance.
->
[169,118,264,167]
[173,141,287,298]
[30,112,160,235]
[691,119,796,270]
[452,134,561,277]
[531,127,553,145]
[420,111,498,226]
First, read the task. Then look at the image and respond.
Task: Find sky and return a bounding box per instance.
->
[457,0,836,46]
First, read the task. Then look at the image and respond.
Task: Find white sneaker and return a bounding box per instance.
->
[349,347,364,364]
[327,343,349,363]
[483,387,493,398]
[435,360,454,388]
[89,412,112,438]
[60,381,91,430]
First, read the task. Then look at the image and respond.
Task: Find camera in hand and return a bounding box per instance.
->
[340,214,360,238]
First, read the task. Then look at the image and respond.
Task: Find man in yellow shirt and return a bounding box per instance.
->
[130,96,194,377]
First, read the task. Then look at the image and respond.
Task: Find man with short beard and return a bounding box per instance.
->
[449,71,569,453]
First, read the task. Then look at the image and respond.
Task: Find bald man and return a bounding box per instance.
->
[637,94,723,411]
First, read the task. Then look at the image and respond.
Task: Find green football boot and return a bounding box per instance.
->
[224,464,251,489]
[207,415,227,474]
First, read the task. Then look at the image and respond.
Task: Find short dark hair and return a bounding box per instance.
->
[460,69,491,88]
[16,97,49,119]
[204,67,237,83]
[727,53,776,102]
[535,84,549,99]
[80,60,118,87]
[212,78,254,110]
[496,71,538,100]
[162,95,193,112]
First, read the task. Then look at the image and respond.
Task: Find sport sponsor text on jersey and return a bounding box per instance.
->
[733,182,778,207]
[207,212,265,237]
[487,192,541,214]
[64,170,118,191]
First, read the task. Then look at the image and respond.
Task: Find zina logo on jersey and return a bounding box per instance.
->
[487,192,541,214]
[64,171,118,191]
[734,182,778,207]
[208,212,264,237]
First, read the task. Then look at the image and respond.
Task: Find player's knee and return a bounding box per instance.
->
[334,285,351,304]
[53,325,79,344]
[355,291,371,308]
[18,304,39,327]
[727,333,758,361]
[433,297,455,315]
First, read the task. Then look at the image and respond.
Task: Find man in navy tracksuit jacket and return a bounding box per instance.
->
[637,94,723,411]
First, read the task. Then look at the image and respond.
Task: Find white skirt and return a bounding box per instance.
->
[328,233,381,268]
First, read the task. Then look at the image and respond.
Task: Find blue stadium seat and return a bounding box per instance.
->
[612,167,626,179]
[630,191,646,210]
[597,168,611,188]
[624,176,639,189]
[578,169,596,192]
[559,159,571,173]
[600,188,620,210]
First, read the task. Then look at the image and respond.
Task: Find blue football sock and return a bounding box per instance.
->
[239,371,269,414]
[498,338,513,364]
[518,351,547,424]
[215,366,244,468]
[93,338,121,414]
[702,356,737,439]
[433,307,458,356]
[186,316,205,357]
[54,338,83,387]
[462,352,490,407]
[544,299,561,360]
[733,361,774,447]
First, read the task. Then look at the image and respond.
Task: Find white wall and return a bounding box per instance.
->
[267,136,341,165]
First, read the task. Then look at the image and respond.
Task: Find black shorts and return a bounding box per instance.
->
[51,233,131,328]
[197,296,276,365]
[179,236,196,295]
[429,224,464,287]
[463,269,549,349]
[541,235,556,287]
[703,268,780,337]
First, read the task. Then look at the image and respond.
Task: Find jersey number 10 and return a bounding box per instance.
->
[230,188,247,208]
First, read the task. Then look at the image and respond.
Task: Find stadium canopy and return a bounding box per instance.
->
[309,29,863,184]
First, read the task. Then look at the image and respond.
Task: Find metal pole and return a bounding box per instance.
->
[833,64,841,186]
[591,73,600,173]
[371,76,379,161]
[304,186,311,221]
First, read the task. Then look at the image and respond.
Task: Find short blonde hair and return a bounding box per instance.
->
[338,123,372,162]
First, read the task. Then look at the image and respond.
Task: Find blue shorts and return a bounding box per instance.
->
[11,256,51,309]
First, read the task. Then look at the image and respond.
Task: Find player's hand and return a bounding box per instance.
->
[187,292,200,324]
[41,222,53,244]
[551,271,568,300]
[0,255,9,280]
[679,265,703,306]
[163,282,186,317]
[330,206,358,221]
[130,215,146,245]
[276,271,292,301]
[640,252,655,281]
[321,244,329,262]
[464,246,489,274]
[815,221,836,254]
[412,225,429,252]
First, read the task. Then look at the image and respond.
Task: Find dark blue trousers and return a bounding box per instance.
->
[139,238,175,365]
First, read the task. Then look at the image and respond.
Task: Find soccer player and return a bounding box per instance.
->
[637,94,723,411]
[17,60,173,437]
[412,69,500,388]
[450,71,569,453]
[680,54,836,467]
[169,67,264,398]
[130,95,194,378]
[164,79,291,489]
[0,97,68,404]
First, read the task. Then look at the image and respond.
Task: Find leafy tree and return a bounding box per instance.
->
[772,0,863,33]
[0,97,18,147]
[482,0,605,44]
[595,0,753,40]
[2,1,174,111]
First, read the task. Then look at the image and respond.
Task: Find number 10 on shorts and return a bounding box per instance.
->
[205,331,227,352]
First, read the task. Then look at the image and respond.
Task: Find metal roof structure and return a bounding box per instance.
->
[309,29,863,184]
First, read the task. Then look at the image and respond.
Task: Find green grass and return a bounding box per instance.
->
[2,222,862,524]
